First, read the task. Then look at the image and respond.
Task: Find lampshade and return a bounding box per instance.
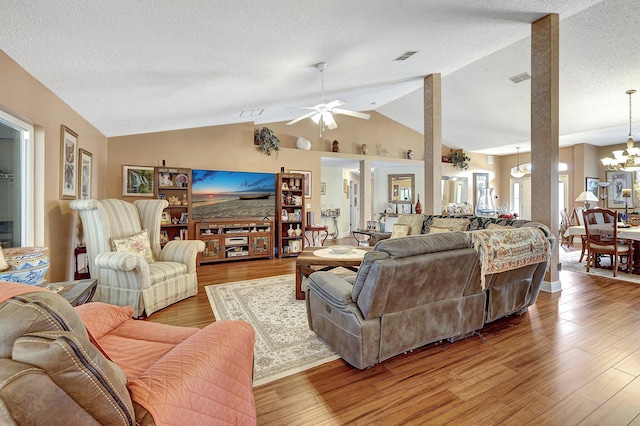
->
[575,191,598,203]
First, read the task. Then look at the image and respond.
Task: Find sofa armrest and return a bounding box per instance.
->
[127,320,256,425]
[369,232,392,246]
[94,252,151,289]
[308,271,354,308]
[159,240,205,273]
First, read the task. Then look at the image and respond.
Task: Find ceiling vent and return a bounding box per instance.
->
[393,51,418,61]
[240,109,264,118]
[509,72,531,84]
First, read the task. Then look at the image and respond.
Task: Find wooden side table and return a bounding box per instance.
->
[37,278,97,307]
[304,226,329,246]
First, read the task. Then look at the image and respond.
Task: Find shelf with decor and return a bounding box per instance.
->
[196,219,273,265]
[276,172,306,258]
[155,167,191,244]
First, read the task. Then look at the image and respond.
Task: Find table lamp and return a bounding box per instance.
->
[575,191,598,210]
[622,188,632,220]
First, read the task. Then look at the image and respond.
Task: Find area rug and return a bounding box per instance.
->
[559,247,640,284]
[205,273,348,387]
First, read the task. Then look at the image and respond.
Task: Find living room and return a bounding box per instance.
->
[2,1,640,424]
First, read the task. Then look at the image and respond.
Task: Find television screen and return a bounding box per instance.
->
[191,169,276,219]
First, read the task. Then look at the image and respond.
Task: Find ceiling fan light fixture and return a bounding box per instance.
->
[601,89,637,171]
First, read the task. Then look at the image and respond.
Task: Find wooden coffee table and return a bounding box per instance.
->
[295,246,371,300]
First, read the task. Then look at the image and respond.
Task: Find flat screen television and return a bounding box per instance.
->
[191,169,276,219]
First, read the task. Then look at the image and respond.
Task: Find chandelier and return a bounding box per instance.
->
[510,147,525,178]
[600,89,638,171]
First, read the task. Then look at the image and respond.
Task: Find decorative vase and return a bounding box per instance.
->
[475,187,497,217]
[332,140,340,153]
[406,150,414,160]
[287,224,294,237]
[0,247,50,285]
[294,224,302,237]
[415,194,422,214]
[361,144,369,155]
[296,136,311,150]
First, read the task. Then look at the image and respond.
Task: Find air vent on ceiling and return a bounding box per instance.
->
[393,51,418,61]
[240,109,264,118]
[509,72,531,84]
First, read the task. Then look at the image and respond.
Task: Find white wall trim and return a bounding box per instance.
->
[541,279,562,293]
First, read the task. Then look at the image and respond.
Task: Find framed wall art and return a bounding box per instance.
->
[60,125,78,199]
[290,169,311,198]
[606,171,634,208]
[585,177,599,199]
[122,165,155,196]
[78,148,92,200]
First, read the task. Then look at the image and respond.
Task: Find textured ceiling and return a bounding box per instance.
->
[1,0,638,155]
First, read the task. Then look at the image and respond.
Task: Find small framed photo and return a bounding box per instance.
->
[320,182,326,195]
[179,212,189,223]
[60,125,78,199]
[161,211,171,224]
[160,230,169,244]
[78,148,92,200]
[123,165,155,196]
[290,169,312,198]
[159,171,174,187]
[158,193,166,200]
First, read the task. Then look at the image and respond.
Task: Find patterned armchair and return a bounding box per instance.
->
[70,199,205,317]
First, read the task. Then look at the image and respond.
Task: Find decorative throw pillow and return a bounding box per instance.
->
[397,214,425,235]
[0,242,8,272]
[111,229,155,263]
[390,224,410,239]
[432,217,470,231]
[429,226,453,234]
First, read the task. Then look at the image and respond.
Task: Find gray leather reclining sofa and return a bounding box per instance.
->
[307,222,553,369]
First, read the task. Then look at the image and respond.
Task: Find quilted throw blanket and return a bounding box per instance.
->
[469,227,551,290]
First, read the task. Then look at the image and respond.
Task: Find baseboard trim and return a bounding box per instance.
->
[541,280,562,293]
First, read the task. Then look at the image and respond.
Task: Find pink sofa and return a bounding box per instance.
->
[0,282,256,425]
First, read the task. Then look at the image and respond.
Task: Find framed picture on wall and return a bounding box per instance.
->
[78,148,92,200]
[290,169,311,198]
[585,177,599,199]
[122,165,155,196]
[606,171,633,208]
[60,125,78,199]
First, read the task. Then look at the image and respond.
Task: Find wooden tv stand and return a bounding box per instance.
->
[196,219,273,265]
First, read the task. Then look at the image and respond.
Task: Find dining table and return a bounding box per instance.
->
[564,224,640,273]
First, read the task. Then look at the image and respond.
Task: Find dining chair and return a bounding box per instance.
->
[572,207,588,262]
[560,208,573,247]
[582,208,633,277]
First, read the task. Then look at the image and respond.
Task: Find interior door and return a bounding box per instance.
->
[512,177,532,220]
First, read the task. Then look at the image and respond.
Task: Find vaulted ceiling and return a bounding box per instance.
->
[1,0,638,155]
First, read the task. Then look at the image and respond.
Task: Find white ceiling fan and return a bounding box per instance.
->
[286,62,370,133]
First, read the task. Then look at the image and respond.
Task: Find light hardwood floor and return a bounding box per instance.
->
[147,241,640,425]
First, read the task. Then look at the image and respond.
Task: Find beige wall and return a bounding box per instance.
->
[0,50,107,282]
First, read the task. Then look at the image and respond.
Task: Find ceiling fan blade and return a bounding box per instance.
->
[310,112,322,124]
[322,112,337,129]
[325,99,346,109]
[332,108,371,120]
[287,110,319,126]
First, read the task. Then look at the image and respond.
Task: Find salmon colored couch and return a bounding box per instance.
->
[0,282,257,425]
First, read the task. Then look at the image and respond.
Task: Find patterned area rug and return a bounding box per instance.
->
[560,247,640,284]
[205,274,346,387]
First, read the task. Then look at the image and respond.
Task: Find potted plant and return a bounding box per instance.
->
[254,127,280,156]
[450,150,471,170]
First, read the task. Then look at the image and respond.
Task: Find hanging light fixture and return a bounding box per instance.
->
[600,89,639,171]
[511,147,526,178]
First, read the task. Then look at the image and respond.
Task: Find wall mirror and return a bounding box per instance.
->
[388,174,415,204]
[442,176,468,205]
